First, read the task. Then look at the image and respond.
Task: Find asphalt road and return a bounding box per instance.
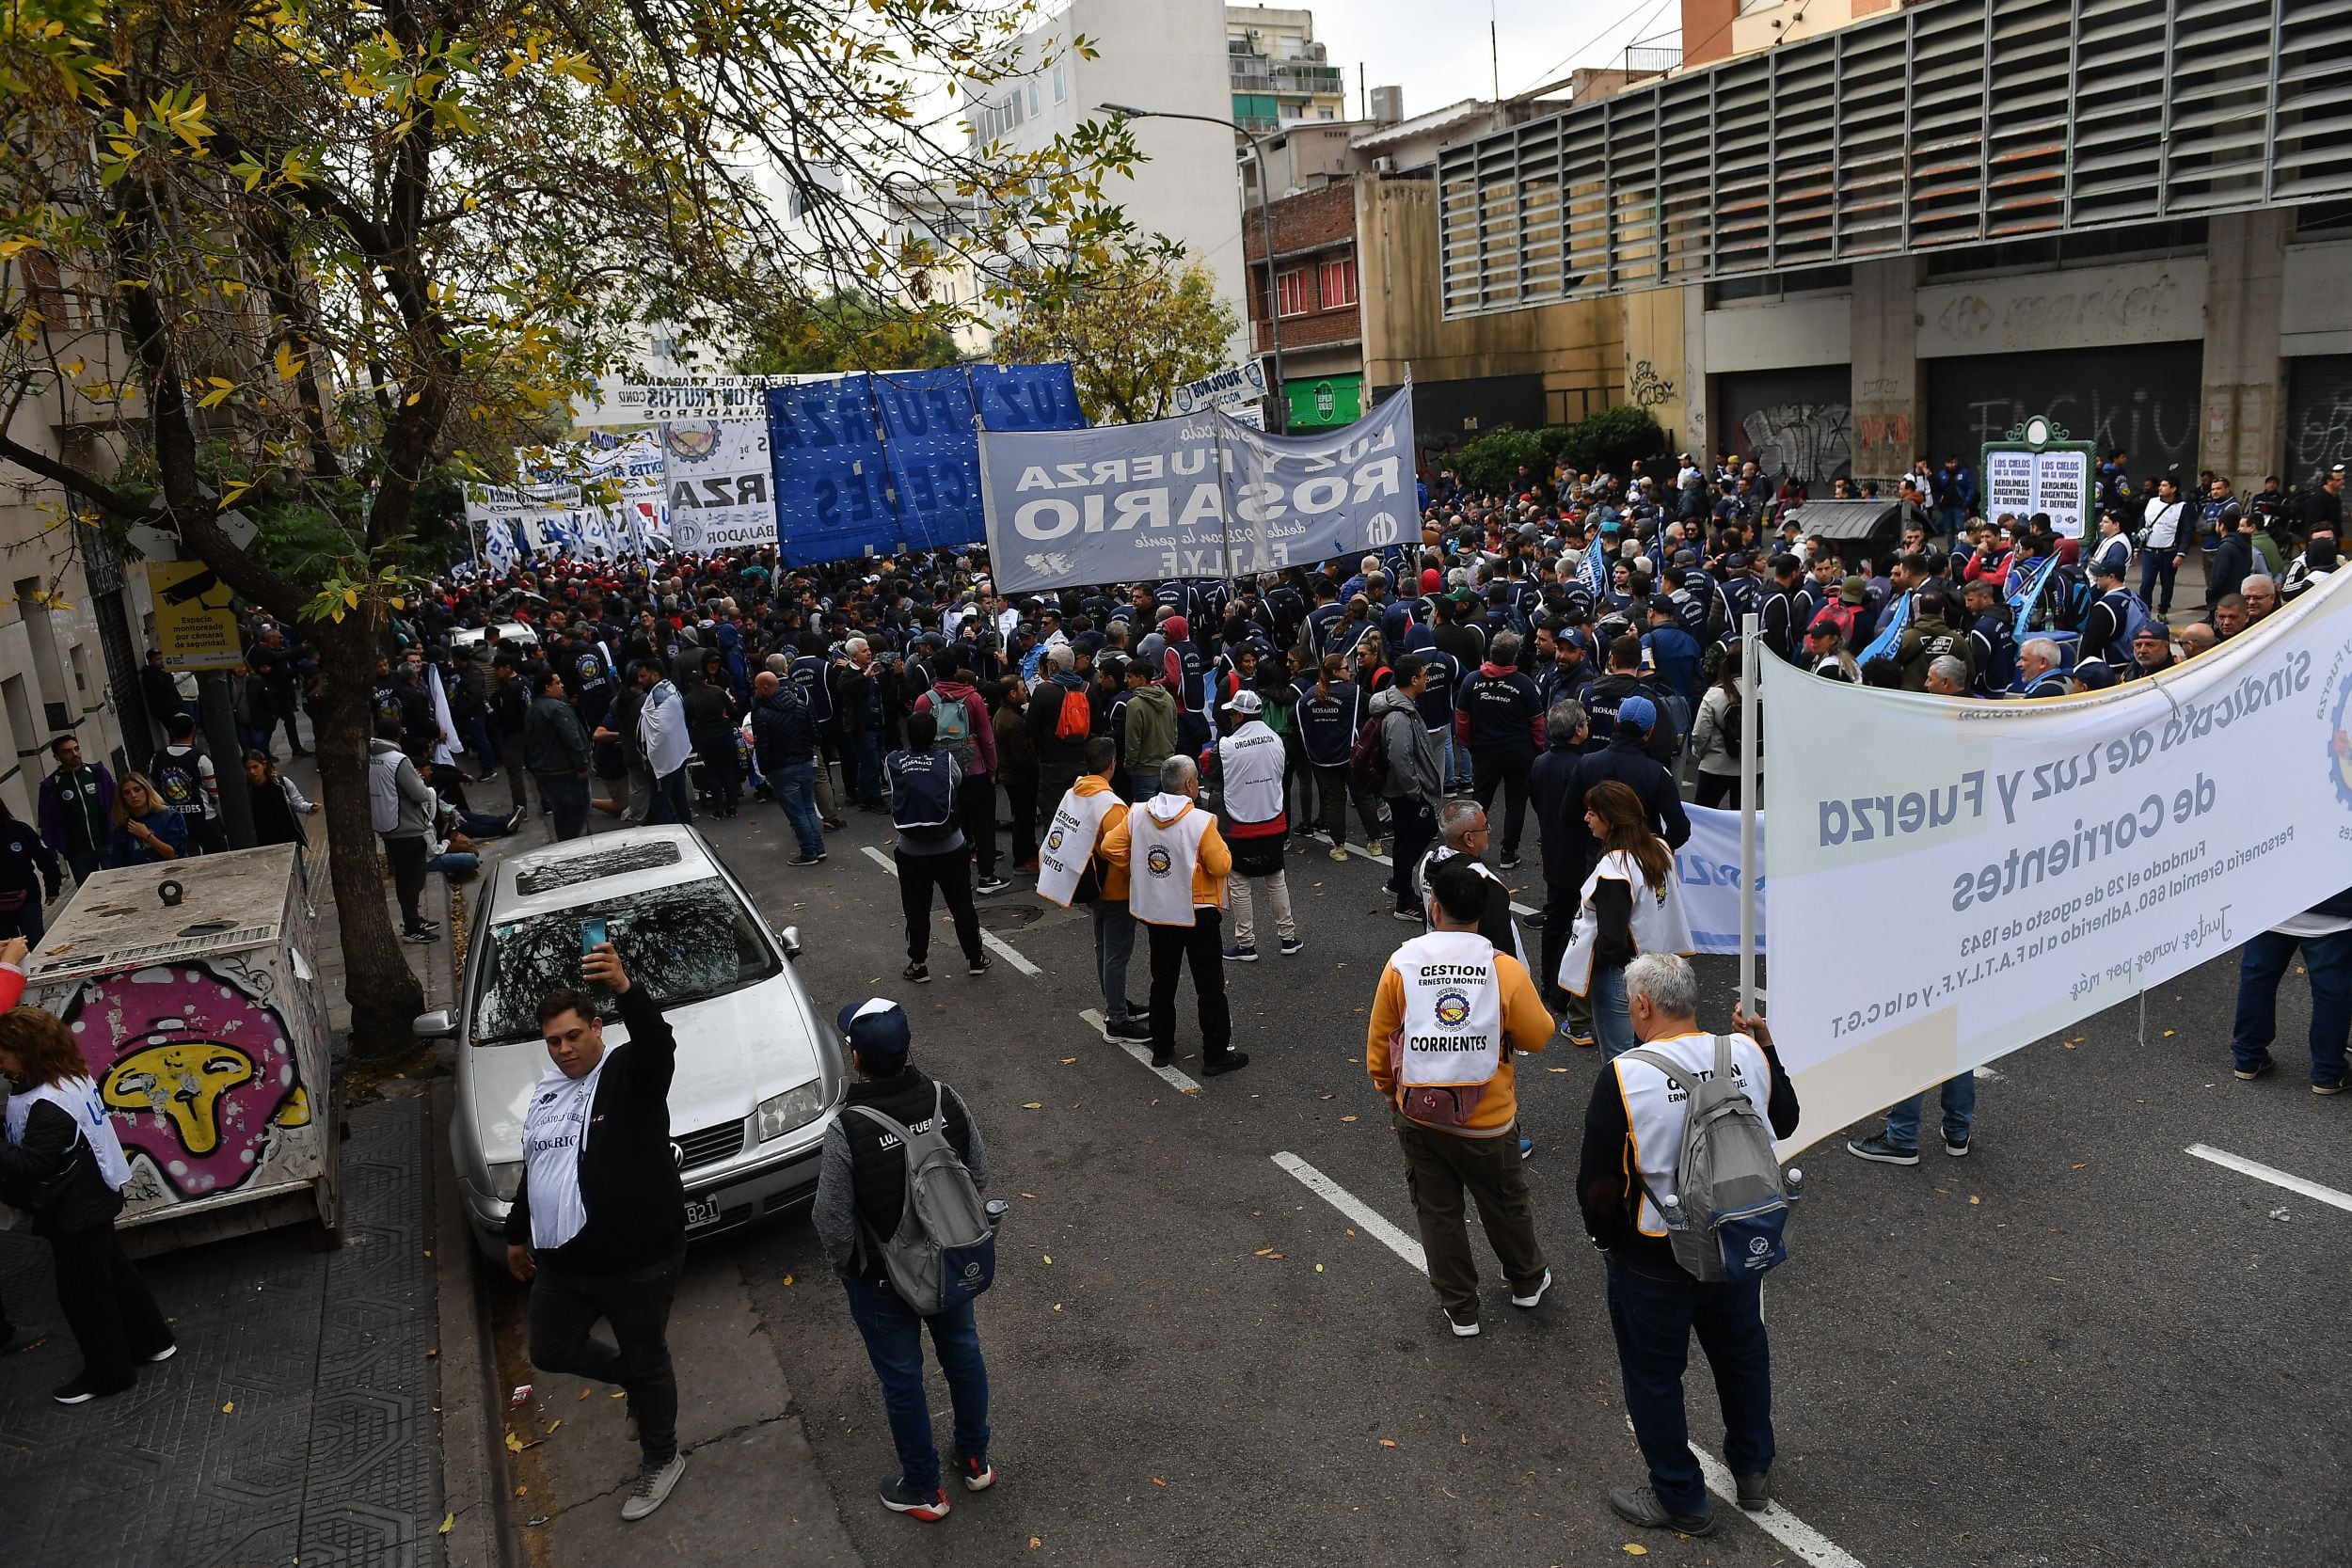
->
[593,786,2347,1568]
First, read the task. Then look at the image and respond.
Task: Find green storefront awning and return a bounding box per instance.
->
[1283,372,1363,429]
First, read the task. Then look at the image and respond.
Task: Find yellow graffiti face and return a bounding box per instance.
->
[103,1041,255,1157]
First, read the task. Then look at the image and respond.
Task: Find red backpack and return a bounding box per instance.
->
[1054,683,1092,741]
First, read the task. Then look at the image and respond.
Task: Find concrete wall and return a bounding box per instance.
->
[2199,211,2287,483]
[2280,238,2352,356]
[1915,258,2206,359]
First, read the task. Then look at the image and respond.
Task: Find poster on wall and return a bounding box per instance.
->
[1760,565,2352,1153]
[1980,416,2096,538]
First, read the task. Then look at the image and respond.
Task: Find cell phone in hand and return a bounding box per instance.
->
[580,918,607,955]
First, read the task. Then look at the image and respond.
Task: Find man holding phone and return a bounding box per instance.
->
[505,937,691,1522]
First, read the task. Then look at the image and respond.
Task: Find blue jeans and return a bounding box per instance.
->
[1605,1255,1774,1513]
[842,1276,990,1492]
[851,729,884,806]
[645,767,692,825]
[1094,898,1136,1023]
[537,771,590,841]
[1883,1072,1977,1149]
[461,716,500,775]
[1936,502,1969,544]
[771,761,824,857]
[1594,965,1636,1059]
[424,849,479,878]
[2233,927,2352,1086]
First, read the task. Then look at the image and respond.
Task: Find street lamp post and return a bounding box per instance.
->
[1099,103,1286,434]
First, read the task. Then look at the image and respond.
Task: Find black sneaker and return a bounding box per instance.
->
[2233,1055,2275,1082]
[967,953,993,976]
[902,962,930,984]
[1124,998,1153,1017]
[1847,1132,1919,1165]
[1103,1017,1153,1044]
[788,853,825,866]
[1498,854,1522,871]
[949,1450,996,1492]
[1200,1051,1251,1077]
[402,927,439,944]
[1609,1483,1716,1536]
[975,876,1012,895]
[52,1377,125,1406]
[878,1476,950,1520]
[1734,1471,1771,1512]
[1943,1133,1971,1158]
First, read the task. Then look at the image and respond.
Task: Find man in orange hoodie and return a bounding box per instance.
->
[1037,737,1151,1044]
[1367,859,1555,1335]
[1104,753,1245,1076]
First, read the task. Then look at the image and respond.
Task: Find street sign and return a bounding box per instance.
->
[1172,358,1270,418]
[1982,415,2095,540]
[147,559,244,671]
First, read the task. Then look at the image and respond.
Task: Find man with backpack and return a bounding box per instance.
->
[914,648,1005,894]
[814,997,997,1523]
[1367,860,1557,1337]
[147,713,224,854]
[1026,645,1094,829]
[1576,954,1800,1536]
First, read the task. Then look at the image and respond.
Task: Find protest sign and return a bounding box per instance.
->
[1678,804,1765,956]
[978,388,1415,594]
[661,420,778,553]
[1982,415,2095,538]
[1760,567,2352,1151]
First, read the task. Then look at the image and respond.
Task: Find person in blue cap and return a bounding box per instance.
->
[814,997,996,1523]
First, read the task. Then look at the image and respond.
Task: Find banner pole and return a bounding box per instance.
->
[1739,610,1760,1017]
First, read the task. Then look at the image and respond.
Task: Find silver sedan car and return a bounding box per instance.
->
[425,825,844,1260]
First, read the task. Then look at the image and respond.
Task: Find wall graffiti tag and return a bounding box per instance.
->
[62,962,318,1201]
[1629,359,1677,410]
[1740,401,1853,485]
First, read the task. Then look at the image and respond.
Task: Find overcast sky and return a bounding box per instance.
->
[1287,0,1682,116]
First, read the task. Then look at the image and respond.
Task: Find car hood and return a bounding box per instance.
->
[470,979,826,1163]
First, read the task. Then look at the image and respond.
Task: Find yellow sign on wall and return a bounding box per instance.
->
[147,560,243,671]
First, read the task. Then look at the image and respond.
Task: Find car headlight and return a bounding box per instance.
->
[487,1161,524,1202]
[756,1082,827,1142]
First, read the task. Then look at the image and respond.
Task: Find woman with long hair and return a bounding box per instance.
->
[0,957,177,1404]
[1687,641,1745,809]
[107,773,187,866]
[1559,780,1693,1057]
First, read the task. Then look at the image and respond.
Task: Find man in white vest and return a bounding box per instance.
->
[1211,689,1300,961]
[1036,736,1152,1044]
[1365,860,1556,1336]
[1574,953,1799,1536]
[1103,754,1247,1076]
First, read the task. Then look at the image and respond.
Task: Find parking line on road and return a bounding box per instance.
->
[1079,1009,1201,1094]
[856,846,1041,976]
[1271,1150,1868,1568]
[2185,1143,2352,1214]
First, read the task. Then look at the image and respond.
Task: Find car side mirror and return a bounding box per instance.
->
[774,925,803,960]
[413,1009,456,1038]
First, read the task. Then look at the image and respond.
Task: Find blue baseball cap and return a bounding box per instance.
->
[836,998,911,1069]
[1617,694,1658,734]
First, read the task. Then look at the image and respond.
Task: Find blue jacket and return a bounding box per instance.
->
[1644,625,1704,705]
[751,687,818,771]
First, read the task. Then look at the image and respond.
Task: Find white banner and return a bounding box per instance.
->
[1172,358,1268,417]
[660,420,778,552]
[1761,567,2352,1150]
[1677,804,1765,957]
[573,372,843,428]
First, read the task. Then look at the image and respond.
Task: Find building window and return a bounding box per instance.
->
[1319,256,1358,308]
[1318,107,1335,119]
[1028,82,1041,116]
[1052,64,1067,103]
[1276,268,1310,316]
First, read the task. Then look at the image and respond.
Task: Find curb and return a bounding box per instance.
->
[430,1078,515,1568]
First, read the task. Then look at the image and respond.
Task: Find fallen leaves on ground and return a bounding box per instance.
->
[439,1513,454,1535]
[221,1402,235,1415]
[1022,1101,1043,1109]
[1377,1438,1398,1449]
[1340,1115,1359,1123]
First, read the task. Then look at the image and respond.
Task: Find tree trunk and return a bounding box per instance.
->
[313,611,425,1055]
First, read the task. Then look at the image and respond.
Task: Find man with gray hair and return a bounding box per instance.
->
[1578,954,1798,1536]
[1027,641,1093,828]
[2018,639,2072,700]
[1411,800,1526,966]
[1102,753,1247,1076]
[1923,654,1971,697]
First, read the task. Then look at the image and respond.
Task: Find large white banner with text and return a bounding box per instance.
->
[1762,567,2352,1150]
[660,420,779,552]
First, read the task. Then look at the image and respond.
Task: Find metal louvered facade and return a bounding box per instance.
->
[1437,0,2352,317]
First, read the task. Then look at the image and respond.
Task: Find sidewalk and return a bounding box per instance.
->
[0,750,455,1568]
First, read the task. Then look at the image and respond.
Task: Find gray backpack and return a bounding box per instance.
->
[848,1085,997,1315]
[1620,1035,1797,1281]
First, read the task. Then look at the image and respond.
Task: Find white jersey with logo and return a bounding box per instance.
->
[1216,721,1286,826]
[1127,796,1214,926]
[1387,930,1504,1087]
[1559,847,1694,994]
[522,1056,608,1250]
[5,1076,134,1192]
[1036,784,1121,908]
[1612,1031,1772,1235]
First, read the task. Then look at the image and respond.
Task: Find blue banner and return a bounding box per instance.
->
[770,364,1086,566]
[767,378,898,567]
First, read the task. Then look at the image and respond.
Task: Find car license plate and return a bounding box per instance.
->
[684,1196,723,1230]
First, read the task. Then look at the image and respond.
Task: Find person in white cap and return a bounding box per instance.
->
[1209,688,1299,962]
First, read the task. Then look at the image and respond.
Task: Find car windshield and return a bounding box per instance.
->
[471,877,779,1045]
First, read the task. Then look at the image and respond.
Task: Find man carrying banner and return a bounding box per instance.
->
[1036,737,1152,1045]
[1103,755,1247,1077]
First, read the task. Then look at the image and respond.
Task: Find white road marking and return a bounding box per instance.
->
[1079,1008,1201,1094]
[2185,1143,2352,1215]
[857,845,1041,976]
[1269,1151,1426,1274]
[1272,1150,1868,1568]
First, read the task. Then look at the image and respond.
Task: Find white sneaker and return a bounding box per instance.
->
[1510,1267,1553,1309]
[621,1452,688,1522]
[1448,1314,1481,1338]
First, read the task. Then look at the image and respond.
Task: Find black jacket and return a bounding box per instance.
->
[825,1067,990,1281]
[524,694,592,776]
[0,819,61,910]
[1528,738,1585,893]
[750,687,818,770]
[0,1097,122,1237]
[505,984,685,1273]
[1558,736,1692,890]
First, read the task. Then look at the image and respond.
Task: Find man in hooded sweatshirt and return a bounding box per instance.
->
[1118,657,1179,802]
[1374,655,1445,922]
[1103,754,1247,1076]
